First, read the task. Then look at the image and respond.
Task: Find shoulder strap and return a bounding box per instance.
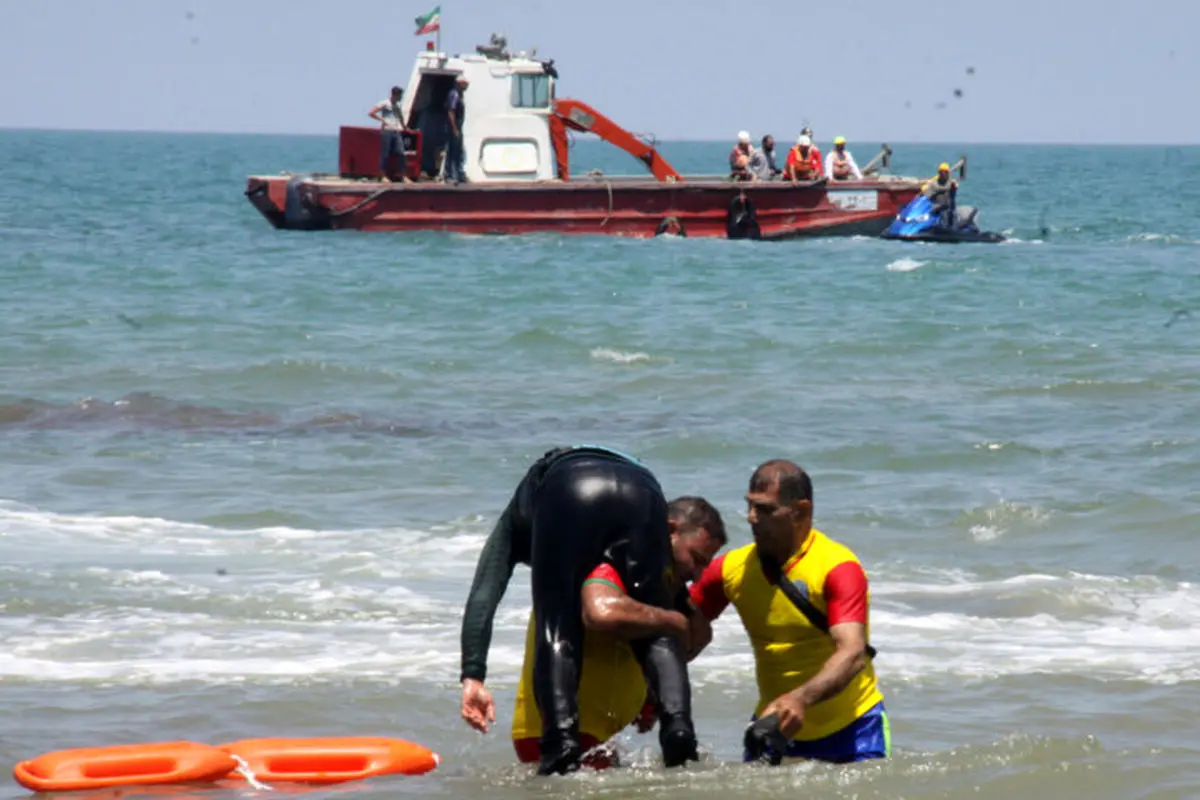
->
[760,552,877,659]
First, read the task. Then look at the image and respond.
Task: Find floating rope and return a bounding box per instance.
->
[231,754,273,791]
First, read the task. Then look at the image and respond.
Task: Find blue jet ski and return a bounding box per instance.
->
[880,194,1005,243]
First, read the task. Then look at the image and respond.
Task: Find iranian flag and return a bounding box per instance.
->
[414,6,440,35]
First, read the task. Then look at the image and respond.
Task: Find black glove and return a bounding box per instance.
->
[743,712,787,766]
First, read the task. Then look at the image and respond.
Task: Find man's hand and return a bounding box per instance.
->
[760,689,807,739]
[662,608,689,641]
[763,621,869,740]
[460,678,495,733]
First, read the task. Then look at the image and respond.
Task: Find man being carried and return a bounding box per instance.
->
[510,496,726,769]
[459,445,714,775]
[689,459,889,765]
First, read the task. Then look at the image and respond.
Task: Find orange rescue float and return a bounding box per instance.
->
[220,736,440,784]
[12,741,237,793]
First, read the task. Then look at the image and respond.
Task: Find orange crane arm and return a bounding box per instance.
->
[550,98,683,183]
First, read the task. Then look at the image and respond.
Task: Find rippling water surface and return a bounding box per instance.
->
[2,130,1199,798]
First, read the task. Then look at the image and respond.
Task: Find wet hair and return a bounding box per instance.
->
[668,496,727,545]
[749,459,813,507]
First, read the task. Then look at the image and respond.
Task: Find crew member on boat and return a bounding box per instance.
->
[368,86,413,183]
[444,76,469,184]
[510,496,726,770]
[758,135,782,180]
[730,131,766,181]
[786,135,822,182]
[458,445,720,775]
[801,127,822,165]
[824,137,862,181]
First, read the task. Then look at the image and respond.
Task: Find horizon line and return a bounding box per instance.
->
[2,124,1199,148]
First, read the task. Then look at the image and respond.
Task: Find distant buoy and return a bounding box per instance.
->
[13,741,236,793]
[220,737,440,784]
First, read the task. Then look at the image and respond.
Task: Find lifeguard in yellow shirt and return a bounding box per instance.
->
[689,459,889,764]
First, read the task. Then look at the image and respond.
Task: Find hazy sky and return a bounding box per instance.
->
[2,0,1198,143]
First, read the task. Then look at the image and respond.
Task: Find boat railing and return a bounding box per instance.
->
[567,172,923,186]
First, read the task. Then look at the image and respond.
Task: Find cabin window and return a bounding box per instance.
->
[511,74,550,109]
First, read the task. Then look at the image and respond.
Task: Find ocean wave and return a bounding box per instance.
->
[589,347,665,365]
[3,504,1197,687]
[1126,233,1200,245]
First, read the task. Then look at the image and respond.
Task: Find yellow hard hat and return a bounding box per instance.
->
[938,162,950,172]
[834,136,846,145]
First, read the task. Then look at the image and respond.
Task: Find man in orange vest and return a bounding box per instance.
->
[688,459,889,764]
[785,135,822,182]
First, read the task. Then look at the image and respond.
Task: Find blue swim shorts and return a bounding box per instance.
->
[744,701,891,764]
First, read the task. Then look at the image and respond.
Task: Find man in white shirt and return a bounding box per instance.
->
[824,136,863,181]
[369,86,412,183]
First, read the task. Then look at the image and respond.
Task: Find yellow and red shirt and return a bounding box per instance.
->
[689,529,882,741]
[511,563,647,746]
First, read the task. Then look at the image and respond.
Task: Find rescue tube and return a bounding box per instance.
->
[220,736,440,784]
[12,741,236,793]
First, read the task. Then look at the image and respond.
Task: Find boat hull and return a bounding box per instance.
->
[244,175,922,240]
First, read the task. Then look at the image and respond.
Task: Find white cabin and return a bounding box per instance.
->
[400,34,558,183]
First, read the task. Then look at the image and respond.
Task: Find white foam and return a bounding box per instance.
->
[4,502,1198,687]
[886,257,926,272]
[688,570,1200,687]
[589,347,662,364]
[1127,232,1200,245]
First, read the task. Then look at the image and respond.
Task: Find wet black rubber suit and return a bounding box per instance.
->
[460,445,698,775]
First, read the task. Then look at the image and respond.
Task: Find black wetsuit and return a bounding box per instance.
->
[460,445,697,775]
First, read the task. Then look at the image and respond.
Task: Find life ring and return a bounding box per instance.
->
[12,741,236,793]
[655,216,686,237]
[220,736,440,784]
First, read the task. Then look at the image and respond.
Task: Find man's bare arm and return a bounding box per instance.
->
[581,581,688,641]
[794,621,869,707]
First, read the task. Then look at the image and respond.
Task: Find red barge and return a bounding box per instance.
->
[245,34,944,240]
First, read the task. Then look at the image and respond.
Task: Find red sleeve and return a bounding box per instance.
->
[688,554,730,620]
[585,562,626,594]
[823,561,868,626]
